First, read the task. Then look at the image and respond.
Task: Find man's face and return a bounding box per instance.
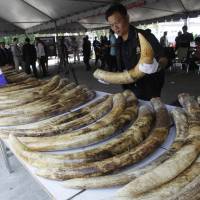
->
[108,12,129,37]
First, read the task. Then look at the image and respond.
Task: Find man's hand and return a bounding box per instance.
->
[139,58,159,74]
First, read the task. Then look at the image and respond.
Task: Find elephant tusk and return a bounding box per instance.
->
[93,33,154,84]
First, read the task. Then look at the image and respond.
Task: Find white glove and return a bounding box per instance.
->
[139,58,159,74]
[98,79,110,85]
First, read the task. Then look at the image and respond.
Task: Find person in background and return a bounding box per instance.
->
[160,31,169,47]
[58,36,69,74]
[0,42,13,67]
[11,38,22,72]
[22,37,37,77]
[0,44,6,67]
[99,36,105,69]
[100,36,110,69]
[193,37,200,60]
[64,38,69,64]
[188,36,200,71]
[178,25,193,48]
[175,31,182,50]
[176,26,193,66]
[105,3,168,100]
[82,36,91,71]
[35,38,48,77]
[108,29,117,71]
[93,37,101,66]
[71,37,80,64]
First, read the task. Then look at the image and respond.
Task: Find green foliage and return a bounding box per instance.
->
[0,34,35,45]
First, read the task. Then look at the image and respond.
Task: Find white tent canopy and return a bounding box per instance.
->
[0,0,199,35]
[0,17,24,36]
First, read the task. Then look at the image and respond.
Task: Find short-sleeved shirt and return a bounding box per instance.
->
[36,43,45,58]
[178,32,194,48]
[160,36,169,47]
[116,25,166,100]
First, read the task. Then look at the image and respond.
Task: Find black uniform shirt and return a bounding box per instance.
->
[121,27,138,70]
[179,32,194,48]
[116,25,166,100]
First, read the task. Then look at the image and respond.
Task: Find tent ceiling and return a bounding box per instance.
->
[128,0,184,23]
[181,0,200,12]
[0,0,115,34]
[0,0,49,29]
[24,0,108,20]
[0,0,199,35]
[80,0,200,30]
[0,17,24,36]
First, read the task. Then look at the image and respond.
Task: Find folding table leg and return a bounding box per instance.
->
[0,139,13,173]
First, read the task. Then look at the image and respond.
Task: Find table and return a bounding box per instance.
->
[0,91,176,200]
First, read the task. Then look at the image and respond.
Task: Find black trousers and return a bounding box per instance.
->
[94,51,100,66]
[39,56,47,76]
[24,61,37,77]
[83,55,91,70]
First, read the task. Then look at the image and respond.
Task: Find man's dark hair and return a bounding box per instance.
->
[105,3,127,21]
[182,25,188,31]
[25,37,30,43]
[145,28,151,34]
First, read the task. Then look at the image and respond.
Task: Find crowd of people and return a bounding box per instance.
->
[58,23,200,77]
[58,32,118,72]
[57,32,116,74]
[159,25,200,71]
[0,37,48,78]
[93,29,117,72]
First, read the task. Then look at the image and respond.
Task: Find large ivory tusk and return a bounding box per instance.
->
[93,33,154,84]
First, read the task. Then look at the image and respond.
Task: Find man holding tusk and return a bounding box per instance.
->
[104,3,168,101]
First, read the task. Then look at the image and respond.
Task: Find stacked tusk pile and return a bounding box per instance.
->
[2,67,200,200]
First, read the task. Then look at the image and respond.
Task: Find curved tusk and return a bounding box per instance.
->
[93,33,154,84]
